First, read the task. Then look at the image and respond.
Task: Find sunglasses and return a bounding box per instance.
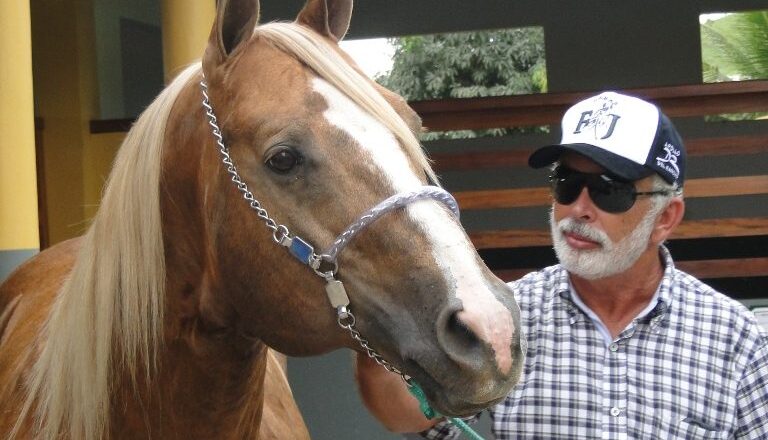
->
[549,166,672,213]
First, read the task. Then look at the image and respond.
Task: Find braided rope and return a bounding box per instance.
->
[321,186,460,262]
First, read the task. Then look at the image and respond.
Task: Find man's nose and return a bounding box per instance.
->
[567,187,597,221]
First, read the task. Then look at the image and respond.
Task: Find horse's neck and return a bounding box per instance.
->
[111,326,270,439]
[140,227,270,437]
[142,268,309,439]
[145,83,309,439]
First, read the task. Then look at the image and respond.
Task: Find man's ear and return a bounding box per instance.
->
[650,197,684,245]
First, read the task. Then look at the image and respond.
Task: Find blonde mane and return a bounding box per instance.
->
[16,21,432,440]
[257,22,438,183]
[16,64,201,440]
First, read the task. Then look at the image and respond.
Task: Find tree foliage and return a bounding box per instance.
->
[701,10,768,82]
[700,10,768,120]
[376,28,547,139]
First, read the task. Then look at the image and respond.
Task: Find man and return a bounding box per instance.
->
[355,92,768,438]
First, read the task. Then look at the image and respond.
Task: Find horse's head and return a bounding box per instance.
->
[167,0,523,416]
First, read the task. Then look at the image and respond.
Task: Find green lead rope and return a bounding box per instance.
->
[407,382,485,440]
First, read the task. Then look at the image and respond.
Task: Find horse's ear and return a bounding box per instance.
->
[296,0,353,42]
[207,0,260,64]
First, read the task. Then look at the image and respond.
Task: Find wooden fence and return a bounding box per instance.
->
[416,80,768,297]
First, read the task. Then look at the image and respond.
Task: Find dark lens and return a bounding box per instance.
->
[551,172,584,205]
[588,176,637,213]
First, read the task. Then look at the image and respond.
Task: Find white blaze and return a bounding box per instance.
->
[312,78,514,373]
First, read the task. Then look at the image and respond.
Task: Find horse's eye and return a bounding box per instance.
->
[265,147,301,173]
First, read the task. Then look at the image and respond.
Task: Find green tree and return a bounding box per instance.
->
[701,10,768,82]
[700,10,768,120]
[376,28,547,140]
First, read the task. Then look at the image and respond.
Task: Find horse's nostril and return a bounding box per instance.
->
[446,311,481,351]
[436,309,486,373]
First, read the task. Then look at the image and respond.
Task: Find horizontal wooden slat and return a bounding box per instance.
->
[455,175,768,210]
[492,257,768,282]
[685,175,768,198]
[456,187,551,210]
[469,217,768,250]
[412,80,768,131]
[89,81,768,134]
[431,134,768,172]
[432,149,532,172]
[676,258,768,279]
[671,217,768,240]
[471,229,553,249]
[688,134,768,157]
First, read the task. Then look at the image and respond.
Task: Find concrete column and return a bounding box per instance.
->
[161,0,215,83]
[0,0,39,281]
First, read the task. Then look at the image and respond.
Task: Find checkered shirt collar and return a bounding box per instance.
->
[554,245,676,324]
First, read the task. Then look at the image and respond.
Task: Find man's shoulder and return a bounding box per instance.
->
[670,268,768,345]
[507,264,564,291]
[505,265,567,310]
[671,268,749,313]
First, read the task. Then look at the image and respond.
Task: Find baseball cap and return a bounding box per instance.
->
[528,91,685,186]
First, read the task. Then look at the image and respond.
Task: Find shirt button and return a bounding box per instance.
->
[609,343,619,352]
[610,407,622,417]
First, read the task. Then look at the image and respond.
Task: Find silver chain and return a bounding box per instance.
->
[337,313,409,380]
[201,80,292,245]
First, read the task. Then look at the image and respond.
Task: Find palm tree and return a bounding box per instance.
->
[701,10,768,119]
[701,10,768,82]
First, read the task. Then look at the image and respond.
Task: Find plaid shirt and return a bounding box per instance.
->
[422,246,768,439]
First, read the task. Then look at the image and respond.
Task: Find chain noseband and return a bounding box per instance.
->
[201,79,459,379]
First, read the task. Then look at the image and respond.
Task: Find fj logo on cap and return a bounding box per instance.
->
[573,97,621,140]
[530,91,686,186]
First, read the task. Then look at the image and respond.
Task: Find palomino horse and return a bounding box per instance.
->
[0,0,524,438]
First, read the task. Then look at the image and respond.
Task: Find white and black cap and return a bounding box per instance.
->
[529,91,686,186]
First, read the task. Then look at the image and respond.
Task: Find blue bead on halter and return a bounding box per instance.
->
[287,236,315,266]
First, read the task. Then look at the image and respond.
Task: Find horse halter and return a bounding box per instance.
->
[200,79,460,378]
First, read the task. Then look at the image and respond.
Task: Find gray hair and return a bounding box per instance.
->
[648,174,683,218]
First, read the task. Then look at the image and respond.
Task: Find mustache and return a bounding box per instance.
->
[556,218,610,247]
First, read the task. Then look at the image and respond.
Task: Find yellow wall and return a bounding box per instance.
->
[162,0,214,82]
[82,132,124,221]
[0,0,39,250]
[31,0,85,244]
[31,0,121,245]
[30,0,214,246]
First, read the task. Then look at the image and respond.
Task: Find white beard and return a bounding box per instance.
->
[550,207,659,280]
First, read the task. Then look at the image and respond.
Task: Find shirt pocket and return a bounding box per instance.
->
[655,416,728,440]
